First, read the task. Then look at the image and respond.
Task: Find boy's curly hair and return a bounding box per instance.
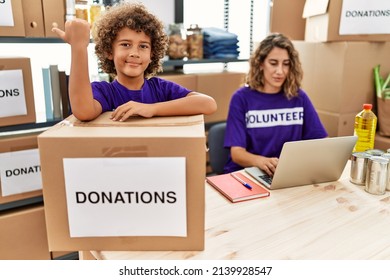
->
[93,2,168,79]
[246,33,303,99]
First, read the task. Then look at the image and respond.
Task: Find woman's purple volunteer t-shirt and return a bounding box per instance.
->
[224,86,328,173]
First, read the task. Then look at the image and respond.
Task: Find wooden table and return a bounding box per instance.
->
[88,163,390,260]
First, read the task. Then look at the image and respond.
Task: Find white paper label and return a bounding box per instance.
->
[0,69,28,118]
[0,149,42,197]
[340,0,390,35]
[63,157,187,237]
[0,0,14,27]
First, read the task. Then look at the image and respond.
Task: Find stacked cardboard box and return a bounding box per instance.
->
[0,57,36,127]
[38,113,206,251]
[0,205,51,260]
[0,0,65,38]
[161,72,246,124]
[271,1,390,147]
[0,133,42,204]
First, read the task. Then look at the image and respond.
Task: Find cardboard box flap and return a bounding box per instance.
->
[66,112,205,127]
[303,0,329,18]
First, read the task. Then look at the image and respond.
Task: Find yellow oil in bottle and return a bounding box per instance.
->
[353,104,377,152]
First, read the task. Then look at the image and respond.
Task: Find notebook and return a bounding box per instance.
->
[245,136,358,190]
[206,172,270,203]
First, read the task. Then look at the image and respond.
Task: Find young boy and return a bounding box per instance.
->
[52,2,217,121]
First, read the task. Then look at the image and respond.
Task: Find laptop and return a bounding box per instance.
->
[244,136,358,190]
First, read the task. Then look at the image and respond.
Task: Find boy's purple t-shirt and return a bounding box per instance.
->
[224,86,328,173]
[91,77,192,112]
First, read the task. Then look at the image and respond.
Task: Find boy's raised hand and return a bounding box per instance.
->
[51,19,91,47]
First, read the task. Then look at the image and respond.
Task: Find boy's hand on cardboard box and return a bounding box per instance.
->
[111,101,156,121]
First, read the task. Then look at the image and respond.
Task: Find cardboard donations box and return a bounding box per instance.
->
[303,0,390,42]
[0,132,42,205]
[294,41,390,114]
[0,205,50,260]
[38,113,206,251]
[0,0,25,37]
[270,0,306,40]
[0,57,36,127]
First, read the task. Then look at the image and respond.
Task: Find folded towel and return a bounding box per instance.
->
[203,27,238,43]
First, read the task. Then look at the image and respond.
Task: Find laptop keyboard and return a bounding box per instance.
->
[259,174,273,185]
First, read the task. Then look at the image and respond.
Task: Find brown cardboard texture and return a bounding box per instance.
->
[303,0,390,42]
[317,110,356,137]
[197,72,245,123]
[294,41,390,114]
[0,132,42,204]
[38,113,206,251]
[42,0,65,38]
[374,134,390,151]
[0,0,25,37]
[270,0,306,40]
[292,40,316,92]
[0,57,36,127]
[160,73,197,90]
[22,0,45,37]
[0,205,50,260]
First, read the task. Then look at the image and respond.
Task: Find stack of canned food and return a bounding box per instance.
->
[350,148,390,195]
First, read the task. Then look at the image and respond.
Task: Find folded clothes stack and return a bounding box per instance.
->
[203,27,240,59]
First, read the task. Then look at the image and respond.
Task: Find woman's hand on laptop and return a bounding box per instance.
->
[255,156,279,176]
[230,146,279,176]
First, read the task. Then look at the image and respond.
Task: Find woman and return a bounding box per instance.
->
[224,33,327,175]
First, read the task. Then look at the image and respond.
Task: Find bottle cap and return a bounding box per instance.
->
[363,103,372,110]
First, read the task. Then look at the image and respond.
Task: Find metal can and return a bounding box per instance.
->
[350,152,371,185]
[365,149,385,156]
[365,156,389,195]
[381,153,390,191]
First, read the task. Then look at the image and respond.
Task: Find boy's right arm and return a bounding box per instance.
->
[52,19,102,121]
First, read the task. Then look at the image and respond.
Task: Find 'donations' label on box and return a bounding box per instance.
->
[0,0,14,26]
[0,69,28,118]
[0,148,42,197]
[63,157,187,238]
[340,0,390,35]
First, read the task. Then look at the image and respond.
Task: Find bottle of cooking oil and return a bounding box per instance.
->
[353,103,377,152]
[90,0,103,27]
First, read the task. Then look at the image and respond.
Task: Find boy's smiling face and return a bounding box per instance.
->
[109,27,152,89]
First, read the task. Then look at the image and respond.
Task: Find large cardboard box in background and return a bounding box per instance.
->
[303,0,390,42]
[197,72,245,123]
[21,0,45,37]
[295,41,390,114]
[159,72,245,124]
[0,57,36,127]
[0,133,42,205]
[38,113,206,251]
[375,134,390,151]
[293,40,317,93]
[317,110,356,137]
[270,0,306,40]
[0,0,25,37]
[160,73,197,90]
[0,205,50,260]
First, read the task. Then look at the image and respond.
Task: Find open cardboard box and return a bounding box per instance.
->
[303,0,390,42]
